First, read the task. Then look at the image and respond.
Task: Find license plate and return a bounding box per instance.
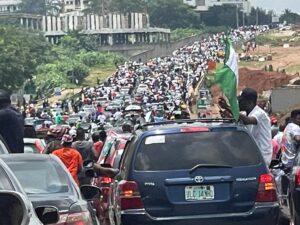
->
[185,185,214,201]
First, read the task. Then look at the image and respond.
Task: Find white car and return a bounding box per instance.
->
[0,135,9,154]
[0,158,59,225]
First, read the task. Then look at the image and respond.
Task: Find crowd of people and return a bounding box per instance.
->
[0,25,276,187]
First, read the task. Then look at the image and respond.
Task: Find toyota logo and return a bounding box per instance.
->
[194,176,204,183]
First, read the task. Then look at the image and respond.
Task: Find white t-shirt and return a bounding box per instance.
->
[281,123,300,167]
[247,106,272,166]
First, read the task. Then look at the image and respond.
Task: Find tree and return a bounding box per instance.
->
[0,25,50,91]
[280,9,300,24]
[109,0,146,13]
[148,0,201,29]
[84,0,111,15]
[19,0,62,15]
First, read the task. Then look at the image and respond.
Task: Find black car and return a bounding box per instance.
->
[107,119,279,225]
[0,154,99,225]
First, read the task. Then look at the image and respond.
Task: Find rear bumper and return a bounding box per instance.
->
[121,203,279,225]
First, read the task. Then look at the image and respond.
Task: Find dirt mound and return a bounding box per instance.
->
[210,68,296,105]
[239,68,294,94]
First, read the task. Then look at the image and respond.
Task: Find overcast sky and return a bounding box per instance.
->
[251,0,300,15]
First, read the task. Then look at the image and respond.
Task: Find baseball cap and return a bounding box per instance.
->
[238,88,257,102]
[0,89,11,104]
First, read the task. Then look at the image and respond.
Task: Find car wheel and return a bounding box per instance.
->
[290,202,300,225]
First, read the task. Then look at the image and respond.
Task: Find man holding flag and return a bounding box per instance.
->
[215,38,272,166]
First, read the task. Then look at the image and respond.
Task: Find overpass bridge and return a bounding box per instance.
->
[0,12,171,45]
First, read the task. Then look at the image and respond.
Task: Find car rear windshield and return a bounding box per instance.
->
[135,131,262,171]
[6,160,71,195]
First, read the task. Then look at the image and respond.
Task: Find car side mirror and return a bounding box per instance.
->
[0,191,27,225]
[83,160,94,168]
[80,185,101,201]
[35,206,59,224]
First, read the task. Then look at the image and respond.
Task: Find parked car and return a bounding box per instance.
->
[0,135,9,154]
[0,154,100,225]
[24,138,46,154]
[107,119,279,225]
[0,158,59,225]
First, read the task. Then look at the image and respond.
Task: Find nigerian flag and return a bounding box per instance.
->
[215,38,240,120]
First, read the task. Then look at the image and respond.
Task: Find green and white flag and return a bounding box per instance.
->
[215,38,240,120]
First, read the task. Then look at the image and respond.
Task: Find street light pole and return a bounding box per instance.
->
[256,7,259,25]
[236,4,239,29]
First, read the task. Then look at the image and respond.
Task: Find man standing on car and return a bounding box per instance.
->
[238,88,272,166]
[0,89,24,153]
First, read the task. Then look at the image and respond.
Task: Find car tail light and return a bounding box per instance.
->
[181,127,209,133]
[296,169,300,186]
[65,212,92,225]
[256,174,277,202]
[120,181,144,210]
[101,177,112,184]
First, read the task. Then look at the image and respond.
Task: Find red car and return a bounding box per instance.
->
[23,138,46,154]
[92,132,129,225]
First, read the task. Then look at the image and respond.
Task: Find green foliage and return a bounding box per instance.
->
[256,34,288,46]
[203,26,228,34]
[33,33,126,96]
[76,51,108,66]
[171,28,204,41]
[148,0,201,29]
[0,25,50,91]
[110,0,146,14]
[280,9,300,24]
[202,6,273,28]
[19,0,63,15]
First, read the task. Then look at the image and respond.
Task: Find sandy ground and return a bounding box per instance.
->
[253,45,300,71]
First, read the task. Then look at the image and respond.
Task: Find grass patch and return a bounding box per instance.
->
[238,61,266,69]
[171,28,204,42]
[285,64,300,74]
[256,33,291,47]
[83,64,116,86]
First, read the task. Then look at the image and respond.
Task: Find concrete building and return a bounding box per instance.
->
[63,0,87,13]
[183,0,251,14]
[0,0,21,13]
[0,12,170,45]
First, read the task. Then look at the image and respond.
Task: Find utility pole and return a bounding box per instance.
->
[256,7,259,25]
[242,10,245,27]
[236,4,239,29]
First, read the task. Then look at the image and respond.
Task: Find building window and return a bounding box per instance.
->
[196,0,205,6]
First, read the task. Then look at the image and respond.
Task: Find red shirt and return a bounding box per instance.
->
[94,141,104,157]
[52,147,83,185]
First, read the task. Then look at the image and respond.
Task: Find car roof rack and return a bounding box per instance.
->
[141,118,237,127]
